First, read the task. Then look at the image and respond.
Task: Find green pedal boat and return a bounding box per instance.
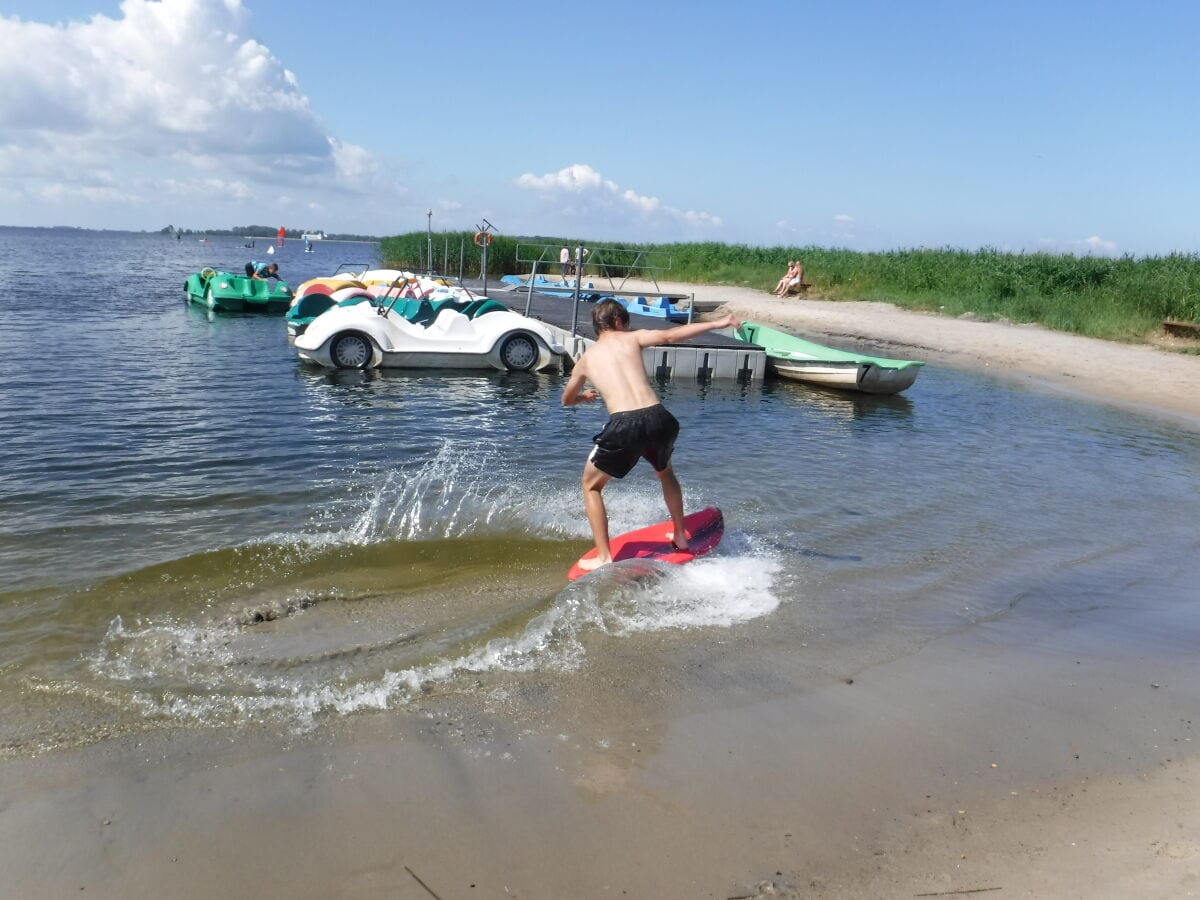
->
[184,268,293,314]
[736,320,923,394]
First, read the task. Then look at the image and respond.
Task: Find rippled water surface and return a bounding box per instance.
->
[2,227,1199,754]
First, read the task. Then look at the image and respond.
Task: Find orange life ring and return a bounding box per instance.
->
[473,231,492,247]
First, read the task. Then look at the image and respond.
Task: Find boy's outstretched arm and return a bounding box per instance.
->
[635,314,742,347]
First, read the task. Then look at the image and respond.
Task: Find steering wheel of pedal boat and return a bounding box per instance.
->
[200,267,217,280]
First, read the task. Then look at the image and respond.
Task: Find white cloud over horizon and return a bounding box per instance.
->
[1036,235,1120,256]
[0,0,401,229]
[515,163,722,232]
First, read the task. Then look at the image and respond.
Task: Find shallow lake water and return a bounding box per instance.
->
[1,227,1198,754]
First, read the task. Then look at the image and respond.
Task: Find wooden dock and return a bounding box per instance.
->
[468,279,766,381]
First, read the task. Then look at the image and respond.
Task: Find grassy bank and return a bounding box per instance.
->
[381,233,1200,343]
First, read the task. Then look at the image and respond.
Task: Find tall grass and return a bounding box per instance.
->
[381,233,1200,343]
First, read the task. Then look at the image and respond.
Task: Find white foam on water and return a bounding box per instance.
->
[66,534,786,731]
[600,554,784,633]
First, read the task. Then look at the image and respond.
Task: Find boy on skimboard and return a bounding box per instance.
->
[562,300,740,572]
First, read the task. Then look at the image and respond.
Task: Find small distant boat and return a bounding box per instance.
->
[183,268,292,314]
[736,321,923,394]
[301,232,325,241]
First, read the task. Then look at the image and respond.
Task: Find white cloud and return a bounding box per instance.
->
[516,163,612,193]
[1081,235,1118,254]
[832,213,856,241]
[515,163,722,230]
[0,0,400,227]
[1036,235,1120,256]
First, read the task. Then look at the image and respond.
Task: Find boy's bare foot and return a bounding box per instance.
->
[577,554,612,572]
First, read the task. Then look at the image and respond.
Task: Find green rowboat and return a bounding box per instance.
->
[736,320,923,394]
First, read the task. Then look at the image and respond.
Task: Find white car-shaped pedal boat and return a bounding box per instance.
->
[294,295,565,371]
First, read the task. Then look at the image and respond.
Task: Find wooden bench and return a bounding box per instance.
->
[1163,319,1200,338]
[782,281,812,297]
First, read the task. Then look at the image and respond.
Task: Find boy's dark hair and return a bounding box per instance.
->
[592,299,629,334]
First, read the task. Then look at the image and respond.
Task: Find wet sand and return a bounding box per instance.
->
[4,287,1200,898]
[3,578,1199,899]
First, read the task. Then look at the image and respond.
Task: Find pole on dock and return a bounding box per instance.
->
[569,242,581,338]
[425,209,433,276]
[482,241,489,298]
[477,218,496,298]
[525,260,538,316]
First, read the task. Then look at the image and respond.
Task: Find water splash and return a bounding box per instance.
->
[70,540,784,731]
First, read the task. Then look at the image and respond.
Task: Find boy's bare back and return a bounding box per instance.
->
[561,309,740,413]
[573,331,660,414]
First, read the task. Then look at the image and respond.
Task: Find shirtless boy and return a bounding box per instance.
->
[245,261,280,281]
[561,300,741,571]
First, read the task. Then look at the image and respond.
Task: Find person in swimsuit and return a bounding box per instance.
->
[772,261,795,295]
[245,261,280,280]
[774,260,806,296]
[561,299,741,571]
[783,259,805,295]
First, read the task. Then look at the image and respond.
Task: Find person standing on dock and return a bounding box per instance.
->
[562,300,740,572]
[560,246,571,282]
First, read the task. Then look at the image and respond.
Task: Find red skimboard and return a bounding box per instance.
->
[567,507,724,581]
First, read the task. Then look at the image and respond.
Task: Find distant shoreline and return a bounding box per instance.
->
[0,224,381,242]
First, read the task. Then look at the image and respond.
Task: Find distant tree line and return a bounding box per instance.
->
[159,224,379,241]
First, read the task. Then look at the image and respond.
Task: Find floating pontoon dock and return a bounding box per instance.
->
[474,279,766,382]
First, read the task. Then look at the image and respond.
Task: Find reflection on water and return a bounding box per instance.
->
[1,228,1200,754]
[762,376,915,420]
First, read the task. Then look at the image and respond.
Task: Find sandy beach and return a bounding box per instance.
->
[3,284,1200,899]
[644,278,1200,431]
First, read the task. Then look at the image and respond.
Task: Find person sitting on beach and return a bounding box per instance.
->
[773,261,797,296]
[561,300,741,571]
[245,261,280,281]
[774,260,805,297]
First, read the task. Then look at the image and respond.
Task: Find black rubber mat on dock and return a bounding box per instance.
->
[468,280,753,349]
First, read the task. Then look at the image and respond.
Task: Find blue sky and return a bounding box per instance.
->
[1,0,1197,254]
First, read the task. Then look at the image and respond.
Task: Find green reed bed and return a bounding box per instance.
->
[382,234,1200,344]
